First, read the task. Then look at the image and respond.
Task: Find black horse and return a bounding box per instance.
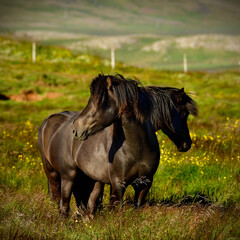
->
[38,74,198,216]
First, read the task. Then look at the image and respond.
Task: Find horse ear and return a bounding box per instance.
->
[107,76,112,90]
[176,88,185,103]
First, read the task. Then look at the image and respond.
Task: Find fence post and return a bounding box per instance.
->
[183,53,187,73]
[111,48,115,70]
[32,42,36,63]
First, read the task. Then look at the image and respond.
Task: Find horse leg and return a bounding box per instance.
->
[133,187,150,208]
[48,171,61,204]
[59,174,76,216]
[41,154,61,205]
[110,180,126,206]
[72,171,97,218]
[87,182,104,215]
[133,177,153,208]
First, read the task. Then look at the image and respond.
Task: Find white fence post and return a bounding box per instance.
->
[32,42,36,63]
[183,53,187,73]
[111,48,115,70]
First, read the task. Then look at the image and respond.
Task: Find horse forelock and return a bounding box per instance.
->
[111,74,144,121]
[90,74,109,106]
[186,97,198,117]
[177,89,198,117]
[88,74,137,119]
[144,86,198,130]
[184,94,198,117]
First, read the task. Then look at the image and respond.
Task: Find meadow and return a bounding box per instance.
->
[0,37,240,239]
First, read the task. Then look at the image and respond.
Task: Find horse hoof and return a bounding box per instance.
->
[59,207,69,217]
[74,210,94,222]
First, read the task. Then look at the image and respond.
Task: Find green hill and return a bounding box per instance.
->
[0,0,240,35]
[62,34,240,71]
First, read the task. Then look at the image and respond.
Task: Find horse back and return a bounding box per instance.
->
[38,111,76,171]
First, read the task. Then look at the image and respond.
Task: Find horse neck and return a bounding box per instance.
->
[112,116,151,145]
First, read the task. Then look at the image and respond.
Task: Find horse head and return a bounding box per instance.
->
[72,75,119,140]
[150,87,198,152]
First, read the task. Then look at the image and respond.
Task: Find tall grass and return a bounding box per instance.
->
[0,37,239,239]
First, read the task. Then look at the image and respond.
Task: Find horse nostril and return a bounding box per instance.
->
[183,142,188,149]
[184,142,191,151]
[73,129,78,137]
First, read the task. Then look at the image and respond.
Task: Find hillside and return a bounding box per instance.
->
[64,34,240,71]
[1,0,240,71]
[0,0,240,36]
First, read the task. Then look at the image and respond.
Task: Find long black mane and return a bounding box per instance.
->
[90,74,198,129]
[144,86,198,130]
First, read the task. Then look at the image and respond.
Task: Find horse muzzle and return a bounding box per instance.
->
[177,141,191,152]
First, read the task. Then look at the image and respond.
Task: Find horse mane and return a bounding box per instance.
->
[143,86,198,130]
[90,74,198,129]
[91,74,145,121]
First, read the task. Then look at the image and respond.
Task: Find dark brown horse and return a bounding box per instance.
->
[38,74,198,216]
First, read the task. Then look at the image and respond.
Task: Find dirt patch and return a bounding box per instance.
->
[9,90,62,102]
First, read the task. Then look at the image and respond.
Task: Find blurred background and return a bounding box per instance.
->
[1,1,240,238]
[0,0,240,71]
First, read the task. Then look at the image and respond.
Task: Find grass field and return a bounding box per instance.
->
[0,37,240,239]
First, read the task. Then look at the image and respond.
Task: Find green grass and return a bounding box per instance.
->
[0,37,240,239]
